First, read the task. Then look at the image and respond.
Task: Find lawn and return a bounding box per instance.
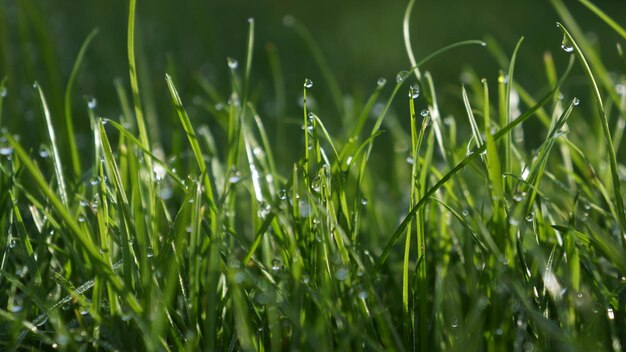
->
[1,0,626,350]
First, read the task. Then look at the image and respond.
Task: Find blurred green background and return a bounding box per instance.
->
[1,0,625,156]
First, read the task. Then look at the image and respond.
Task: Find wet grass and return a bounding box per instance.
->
[1,0,626,350]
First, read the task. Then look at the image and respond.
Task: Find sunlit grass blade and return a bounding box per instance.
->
[462,86,484,153]
[98,119,136,288]
[403,0,421,81]
[127,0,150,153]
[165,74,217,213]
[481,78,504,236]
[34,82,69,207]
[502,37,524,191]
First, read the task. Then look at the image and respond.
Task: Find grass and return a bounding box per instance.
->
[1,0,626,351]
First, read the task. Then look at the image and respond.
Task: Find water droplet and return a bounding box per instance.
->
[358,291,368,299]
[279,189,288,201]
[509,217,520,226]
[513,193,523,202]
[227,57,238,69]
[450,316,459,328]
[396,70,409,83]
[420,109,429,117]
[0,87,6,97]
[79,200,89,207]
[495,328,503,335]
[304,78,313,88]
[153,164,166,181]
[87,97,97,110]
[360,197,368,206]
[561,36,574,53]
[185,226,193,233]
[608,308,615,320]
[525,213,534,222]
[146,248,154,258]
[0,146,13,156]
[10,305,23,313]
[406,156,414,165]
[462,209,469,217]
[573,97,580,106]
[89,177,100,186]
[334,267,349,281]
[408,84,420,99]
[78,216,86,223]
[228,167,242,183]
[271,258,283,271]
[377,77,387,88]
[39,147,49,158]
[311,178,323,195]
[257,202,271,218]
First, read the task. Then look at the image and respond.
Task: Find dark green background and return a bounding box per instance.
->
[1,0,625,150]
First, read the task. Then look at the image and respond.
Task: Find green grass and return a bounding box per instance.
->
[1,1,626,351]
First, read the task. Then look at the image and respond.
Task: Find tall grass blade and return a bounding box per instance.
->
[165,74,217,215]
[403,0,421,81]
[63,28,98,179]
[578,0,626,40]
[127,0,150,153]
[34,82,68,207]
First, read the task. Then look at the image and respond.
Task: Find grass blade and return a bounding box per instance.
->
[127,0,150,153]
[34,82,68,207]
[165,74,217,214]
[578,0,626,40]
[63,28,98,179]
[403,0,421,81]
